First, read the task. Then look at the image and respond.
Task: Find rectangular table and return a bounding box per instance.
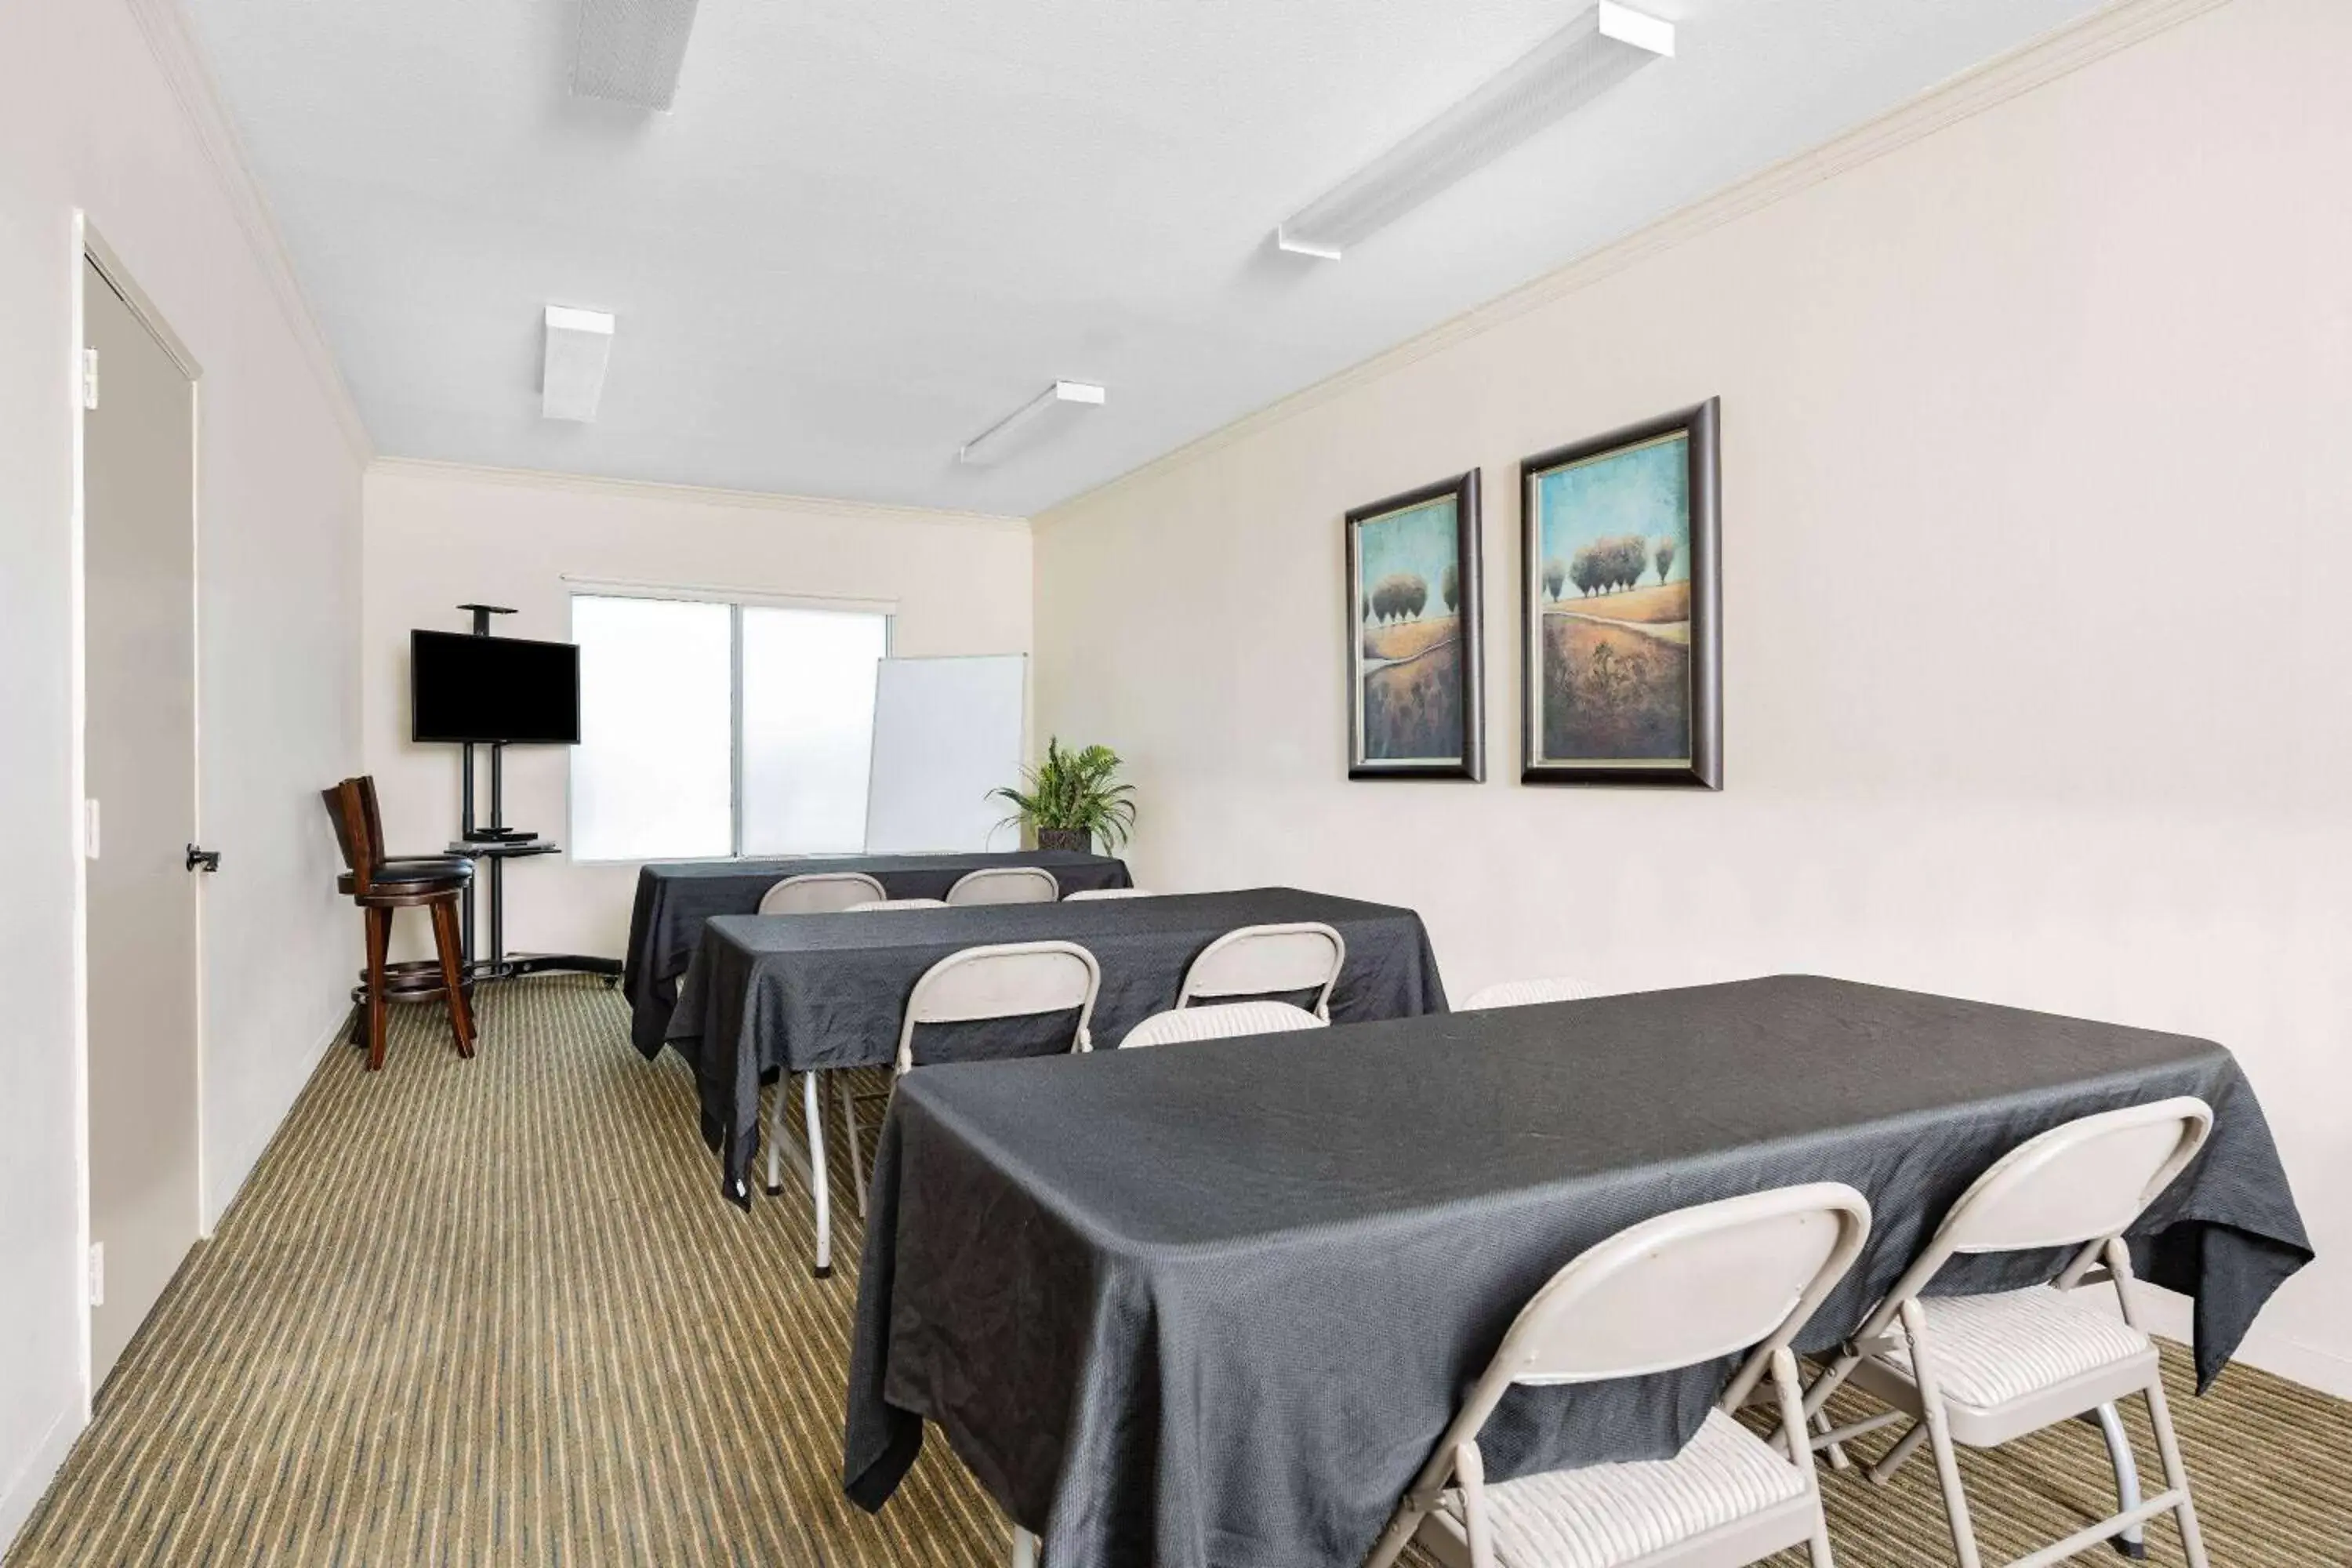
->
[622,849,1133,1056]
[843,975,2310,1568]
[666,886,1447,1207]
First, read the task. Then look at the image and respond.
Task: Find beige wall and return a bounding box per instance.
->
[361,461,1032,960]
[1034,0,2351,1392]
[1,0,367,1541]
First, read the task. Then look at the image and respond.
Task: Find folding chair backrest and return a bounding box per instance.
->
[1120,1000,1324,1049]
[846,898,946,911]
[1461,976,1588,1011]
[1175,923,1345,1017]
[1064,887,1156,901]
[758,871,888,914]
[1863,1097,2212,1337]
[1432,1185,1870,1461]
[945,866,1061,906]
[1941,1098,2213,1254]
[897,941,1101,1071]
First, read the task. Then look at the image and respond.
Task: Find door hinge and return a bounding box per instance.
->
[83,798,101,859]
[89,1243,105,1307]
[82,348,100,410]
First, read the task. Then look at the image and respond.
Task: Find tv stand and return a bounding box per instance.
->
[451,604,622,989]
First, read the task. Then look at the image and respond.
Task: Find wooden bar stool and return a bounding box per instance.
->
[321,776,476,1070]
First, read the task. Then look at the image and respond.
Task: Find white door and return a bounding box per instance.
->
[82,255,203,1393]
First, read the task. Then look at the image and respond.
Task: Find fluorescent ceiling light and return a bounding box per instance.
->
[1276,1,1674,261]
[573,0,703,111]
[543,306,615,422]
[958,380,1107,466]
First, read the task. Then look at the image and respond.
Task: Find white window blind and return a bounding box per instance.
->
[569,592,889,860]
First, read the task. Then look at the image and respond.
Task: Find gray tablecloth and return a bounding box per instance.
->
[622,850,1132,1055]
[667,887,1446,1206]
[843,975,2310,1568]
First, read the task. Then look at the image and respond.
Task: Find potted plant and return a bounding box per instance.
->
[991,739,1137,854]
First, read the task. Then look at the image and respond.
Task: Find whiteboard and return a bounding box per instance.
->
[864,655,1028,851]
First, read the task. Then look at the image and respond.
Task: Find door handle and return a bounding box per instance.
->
[186,844,221,873]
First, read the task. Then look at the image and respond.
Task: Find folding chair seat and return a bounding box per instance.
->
[1438,1410,1811,1568]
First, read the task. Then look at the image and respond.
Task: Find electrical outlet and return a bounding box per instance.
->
[84,798,101,859]
[89,1243,104,1307]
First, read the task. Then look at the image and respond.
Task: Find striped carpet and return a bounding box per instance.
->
[9,975,2347,1566]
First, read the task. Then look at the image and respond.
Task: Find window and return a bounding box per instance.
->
[570,592,889,860]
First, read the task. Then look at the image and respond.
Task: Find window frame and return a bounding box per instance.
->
[564,578,895,863]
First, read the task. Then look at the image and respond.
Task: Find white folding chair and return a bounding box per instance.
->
[945,866,1061,906]
[1366,1183,1872,1568]
[757,870,906,1277]
[1799,1098,2216,1568]
[1462,976,1588,1011]
[840,941,1103,1211]
[757,870,887,914]
[1174,922,1345,1018]
[1119,1000,1323,1048]
[843,897,947,911]
[1063,887,1157,901]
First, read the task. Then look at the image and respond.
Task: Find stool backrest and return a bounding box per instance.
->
[320,776,388,894]
[1063,887,1157,901]
[846,898,947,912]
[759,872,888,914]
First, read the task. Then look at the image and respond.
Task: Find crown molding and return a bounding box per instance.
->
[368,456,1032,532]
[122,0,374,462]
[1037,0,2233,529]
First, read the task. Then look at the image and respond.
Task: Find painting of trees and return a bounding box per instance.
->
[1543,557,1566,600]
[1349,473,1482,778]
[1523,405,1716,785]
[1369,571,1428,622]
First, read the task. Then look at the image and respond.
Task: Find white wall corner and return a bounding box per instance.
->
[0,1403,85,1556]
[119,0,373,463]
[201,1002,350,1233]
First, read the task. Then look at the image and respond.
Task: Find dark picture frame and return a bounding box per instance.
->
[1519,398,1721,788]
[1345,470,1484,781]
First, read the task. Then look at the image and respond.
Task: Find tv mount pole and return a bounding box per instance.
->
[450,603,620,989]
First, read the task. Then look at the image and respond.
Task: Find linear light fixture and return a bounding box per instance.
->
[543,306,615,422]
[573,0,703,111]
[1275,0,1674,261]
[957,380,1107,466]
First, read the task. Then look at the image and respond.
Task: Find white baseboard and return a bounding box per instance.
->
[0,1402,85,1557]
[201,1004,347,1233]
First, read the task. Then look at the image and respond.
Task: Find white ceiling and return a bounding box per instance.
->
[183,0,2107,516]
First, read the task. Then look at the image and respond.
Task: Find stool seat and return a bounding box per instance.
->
[339,855,474,892]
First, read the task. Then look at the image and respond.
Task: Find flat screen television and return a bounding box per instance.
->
[410,630,581,745]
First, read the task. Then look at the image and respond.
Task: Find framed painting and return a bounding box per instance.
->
[1346,470,1483,781]
[1520,398,1721,787]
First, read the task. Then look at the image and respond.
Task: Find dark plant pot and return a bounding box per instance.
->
[1036,828,1091,854]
